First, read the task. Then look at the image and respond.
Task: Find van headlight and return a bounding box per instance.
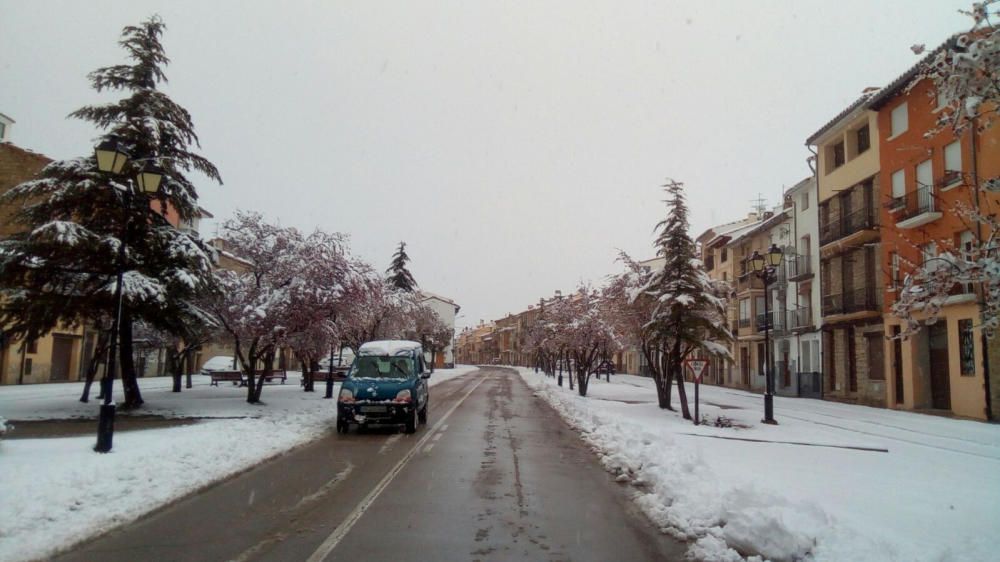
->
[339,388,355,403]
[394,389,412,403]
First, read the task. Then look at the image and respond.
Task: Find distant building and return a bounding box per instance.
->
[418,290,461,368]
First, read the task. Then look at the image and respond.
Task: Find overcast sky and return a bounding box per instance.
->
[0,0,975,330]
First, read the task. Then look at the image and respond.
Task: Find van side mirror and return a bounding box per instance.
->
[421,372,431,379]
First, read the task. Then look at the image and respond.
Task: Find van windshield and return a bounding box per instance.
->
[350,356,413,379]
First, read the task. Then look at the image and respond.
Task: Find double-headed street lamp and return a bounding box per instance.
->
[749,243,783,426]
[94,137,164,453]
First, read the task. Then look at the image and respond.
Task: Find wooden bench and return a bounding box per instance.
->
[210,371,246,386]
[301,368,349,387]
[261,370,287,384]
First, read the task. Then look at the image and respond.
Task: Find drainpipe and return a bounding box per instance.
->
[808,145,825,399]
[970,119,993,420]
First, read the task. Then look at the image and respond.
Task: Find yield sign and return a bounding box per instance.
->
[685,358,709,382]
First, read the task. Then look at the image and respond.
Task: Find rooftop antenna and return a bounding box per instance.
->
[750,194,768,215]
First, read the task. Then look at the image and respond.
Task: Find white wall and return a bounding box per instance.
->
[421,294,459,366]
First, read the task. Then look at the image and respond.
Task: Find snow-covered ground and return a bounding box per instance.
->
[516,367,1000,562]
[0,366,478,562]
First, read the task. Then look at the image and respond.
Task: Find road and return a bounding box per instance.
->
[54,368,686,562]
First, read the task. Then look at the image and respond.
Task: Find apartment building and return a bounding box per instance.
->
[783,177,823,398]
[807,91,887,407]
[0,132,90,385]
[871,49,1000,420]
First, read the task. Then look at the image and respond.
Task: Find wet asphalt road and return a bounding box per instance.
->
[52,368,686,562]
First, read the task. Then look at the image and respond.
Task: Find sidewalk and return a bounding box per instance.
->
[517,367,1000,562]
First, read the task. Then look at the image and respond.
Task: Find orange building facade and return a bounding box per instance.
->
[873,69,1000,419]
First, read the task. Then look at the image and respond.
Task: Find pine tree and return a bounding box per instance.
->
[386,241,418,292]
[0,16,220,407]
[643,179,733,419]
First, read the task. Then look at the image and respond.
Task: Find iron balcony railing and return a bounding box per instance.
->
[787,254,813,281]
[756,311,787,335]
[822,286,882,316]
[897,185,936,223]
[819,207,878,246]
[739,318,751,329]
[787,307,813,331]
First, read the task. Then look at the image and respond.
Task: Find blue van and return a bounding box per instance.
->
[336,340,430,434]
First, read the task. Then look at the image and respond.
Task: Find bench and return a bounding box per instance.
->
[210,371,246,386]
[301,368,349,387]
[261,370,287,384]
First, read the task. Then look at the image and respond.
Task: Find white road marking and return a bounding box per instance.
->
[305,375,488,562]
[377,434,403,455]
[440,424,449,432]
[432,432,443,442]
[423,444,435,454]
[286,463,355,512]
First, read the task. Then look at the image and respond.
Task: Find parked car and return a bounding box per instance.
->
[200,355,242,376]
[337,340,430,434]
[319,348,356,370]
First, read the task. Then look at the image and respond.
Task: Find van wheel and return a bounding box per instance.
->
[336,420,348,434]
[404,409,417,434]
[418,404,427,424]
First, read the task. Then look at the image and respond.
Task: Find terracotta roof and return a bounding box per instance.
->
[805,90,880,146]
[867,34,960,110]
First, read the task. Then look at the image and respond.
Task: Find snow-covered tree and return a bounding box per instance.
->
[893,3,1000,337]
[639,179,733,418]
[554,287,620,397]
[208,212,309,403]
[386,241,418,292]
[0,16,220,408]
[603,252,666,391]
[404,304,453,372]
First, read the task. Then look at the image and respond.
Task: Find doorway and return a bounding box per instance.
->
[50,335,75,381]
[893,326,904,405]
[928,323,952,410]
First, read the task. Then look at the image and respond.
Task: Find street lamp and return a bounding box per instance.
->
[93,137,164,453]
[750,243,783,425]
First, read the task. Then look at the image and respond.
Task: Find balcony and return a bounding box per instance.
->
[820,207,878,247]
[896,185,942,229]
[787,254,813,282]
[737,272,765,292]
[756,311,787,335]
[822,286,882,317]
[738,318,751,329]
[787,307,813,331]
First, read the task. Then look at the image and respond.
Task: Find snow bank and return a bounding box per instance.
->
[516,367,1000,562]
[0,367,478,562]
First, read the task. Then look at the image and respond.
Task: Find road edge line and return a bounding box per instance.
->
[304,374,488,562]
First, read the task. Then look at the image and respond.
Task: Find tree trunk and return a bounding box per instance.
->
[170,348,183,393]
[185,349,193,389]
[670,338,691,420]
[252,350,274,403]
[303,358,314,392]
[80,332,108,403]
[119,309,144,409]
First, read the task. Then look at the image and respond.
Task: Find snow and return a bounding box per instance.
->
[358,339,423,356]
[0,366,478,562]
[515,367,1000,562]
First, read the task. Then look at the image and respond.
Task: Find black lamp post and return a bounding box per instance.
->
[750,243,783,425]
[94,137,164,453]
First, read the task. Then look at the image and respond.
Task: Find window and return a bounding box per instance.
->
[856,124,870,153]
[943,140,962,186]
[916,159,933,190]
[890,251,900,289]
[922,242,938,269]
[866,333,885,380]
[801,341,812,372]
[890,102,908,137]
[739,298,750,320]
[936,86,956,110]
[24,358,32,376]
[721,247,727,262]
[959,319,975,375]
[959,230,975,293]
[833,141,845,167]
[891,169,906,199]
[26,339,37,354]
[801,191,809,210]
